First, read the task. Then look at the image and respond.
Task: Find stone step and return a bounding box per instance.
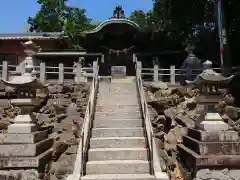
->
[86,160,150,174]
[94,113,142,119]
[96,105,141,111]
[98,90,137,92]
[97,98,138,101]
[90,137,146,148]
[97,102,139,105]
[88,148,148,161]
[82,174,154,180]
[95,109,141,114]
[91,128,144,137]
[96,102,139,105]
[93,119,143,128]
[95,112,141,115]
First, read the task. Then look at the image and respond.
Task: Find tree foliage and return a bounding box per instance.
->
[27,0,95,33]
[129,10,152,29]
[128,0,216,44]
[28,0,96,49]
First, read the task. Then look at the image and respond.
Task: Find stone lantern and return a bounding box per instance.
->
[19,40,40,75]
[0,63,52,178]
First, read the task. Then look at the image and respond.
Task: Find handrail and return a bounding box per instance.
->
[67,61,99,180]
[136,61,169,180]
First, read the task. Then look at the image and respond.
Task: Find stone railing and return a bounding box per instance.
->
[136,61,169,180]
[0,61,94,84]
[141,65,240,84]
[66,60,99,180]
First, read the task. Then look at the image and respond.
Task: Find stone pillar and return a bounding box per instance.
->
[170,65,175,84]
[58,63,64,84]
[101,54,104,63]
[154,64,158,82]
[2,61,8,81]
[132,54,136,63]
[40,62,46,83]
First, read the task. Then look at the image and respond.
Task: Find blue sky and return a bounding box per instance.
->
[0,0,153,33]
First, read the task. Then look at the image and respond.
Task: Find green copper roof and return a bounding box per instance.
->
[83,18,142,34]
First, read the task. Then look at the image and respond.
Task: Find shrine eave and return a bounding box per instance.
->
[35,51,102,57]
[82,18,142,35]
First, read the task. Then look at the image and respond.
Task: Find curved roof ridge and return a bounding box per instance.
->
[84,18,141,34]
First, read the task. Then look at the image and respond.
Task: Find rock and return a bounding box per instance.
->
[52,141,69,161]
[154,115,166,125]
[159,157,167,172]
[186,98,197,110]
[164,142,177,152]
[165,130,178,145]
[224,94,235,105]
[5,86,15,94]
[148,99,170,114]
[154,90,162,98]
[170,171,177,180]
[175,113,195,128]
[215,101,227,115]
[48,85,62,94]
[164,107,177,120]
[157,149,168,161]
[0,120,9,130]
[155,131,165,140]
[66,103,79,115]
[150,81,168,90]
[225,106,239,120]
[161,89,171,97]
[234,118,240,125]
[167,157,176,170]
[170,125,188,143]
[155,137,164,149]
[49,174,59,180]
[65,145,78,155]
[145,91,155,102]
[51,154,76,178]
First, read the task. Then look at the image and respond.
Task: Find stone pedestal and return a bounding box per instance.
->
[195,113,231,133]
[0,110,53,178]
[74,76,87,84]
[178,117,240,176]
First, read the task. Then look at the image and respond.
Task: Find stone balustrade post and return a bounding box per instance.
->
[170,65,176,84]
[93,61,98,77]
[153,64,158,82]
[40,62,46,83]
[101,54,104,63]
[132,54,136,62]
[58,63,64,84]
[2,61,8,81]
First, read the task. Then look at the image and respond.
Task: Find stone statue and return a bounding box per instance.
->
[73,57,87,84]
[180,41,202,82]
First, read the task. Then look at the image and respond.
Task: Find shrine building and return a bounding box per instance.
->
[0,6,185,76]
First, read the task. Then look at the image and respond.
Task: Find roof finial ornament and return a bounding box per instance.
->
[111,6,125,19]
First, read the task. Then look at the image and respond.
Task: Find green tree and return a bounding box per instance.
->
[28,0,93,32]
[151,0,215,42]
[28,0,95,49]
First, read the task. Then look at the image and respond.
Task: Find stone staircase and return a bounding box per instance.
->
[82,81,155,180]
